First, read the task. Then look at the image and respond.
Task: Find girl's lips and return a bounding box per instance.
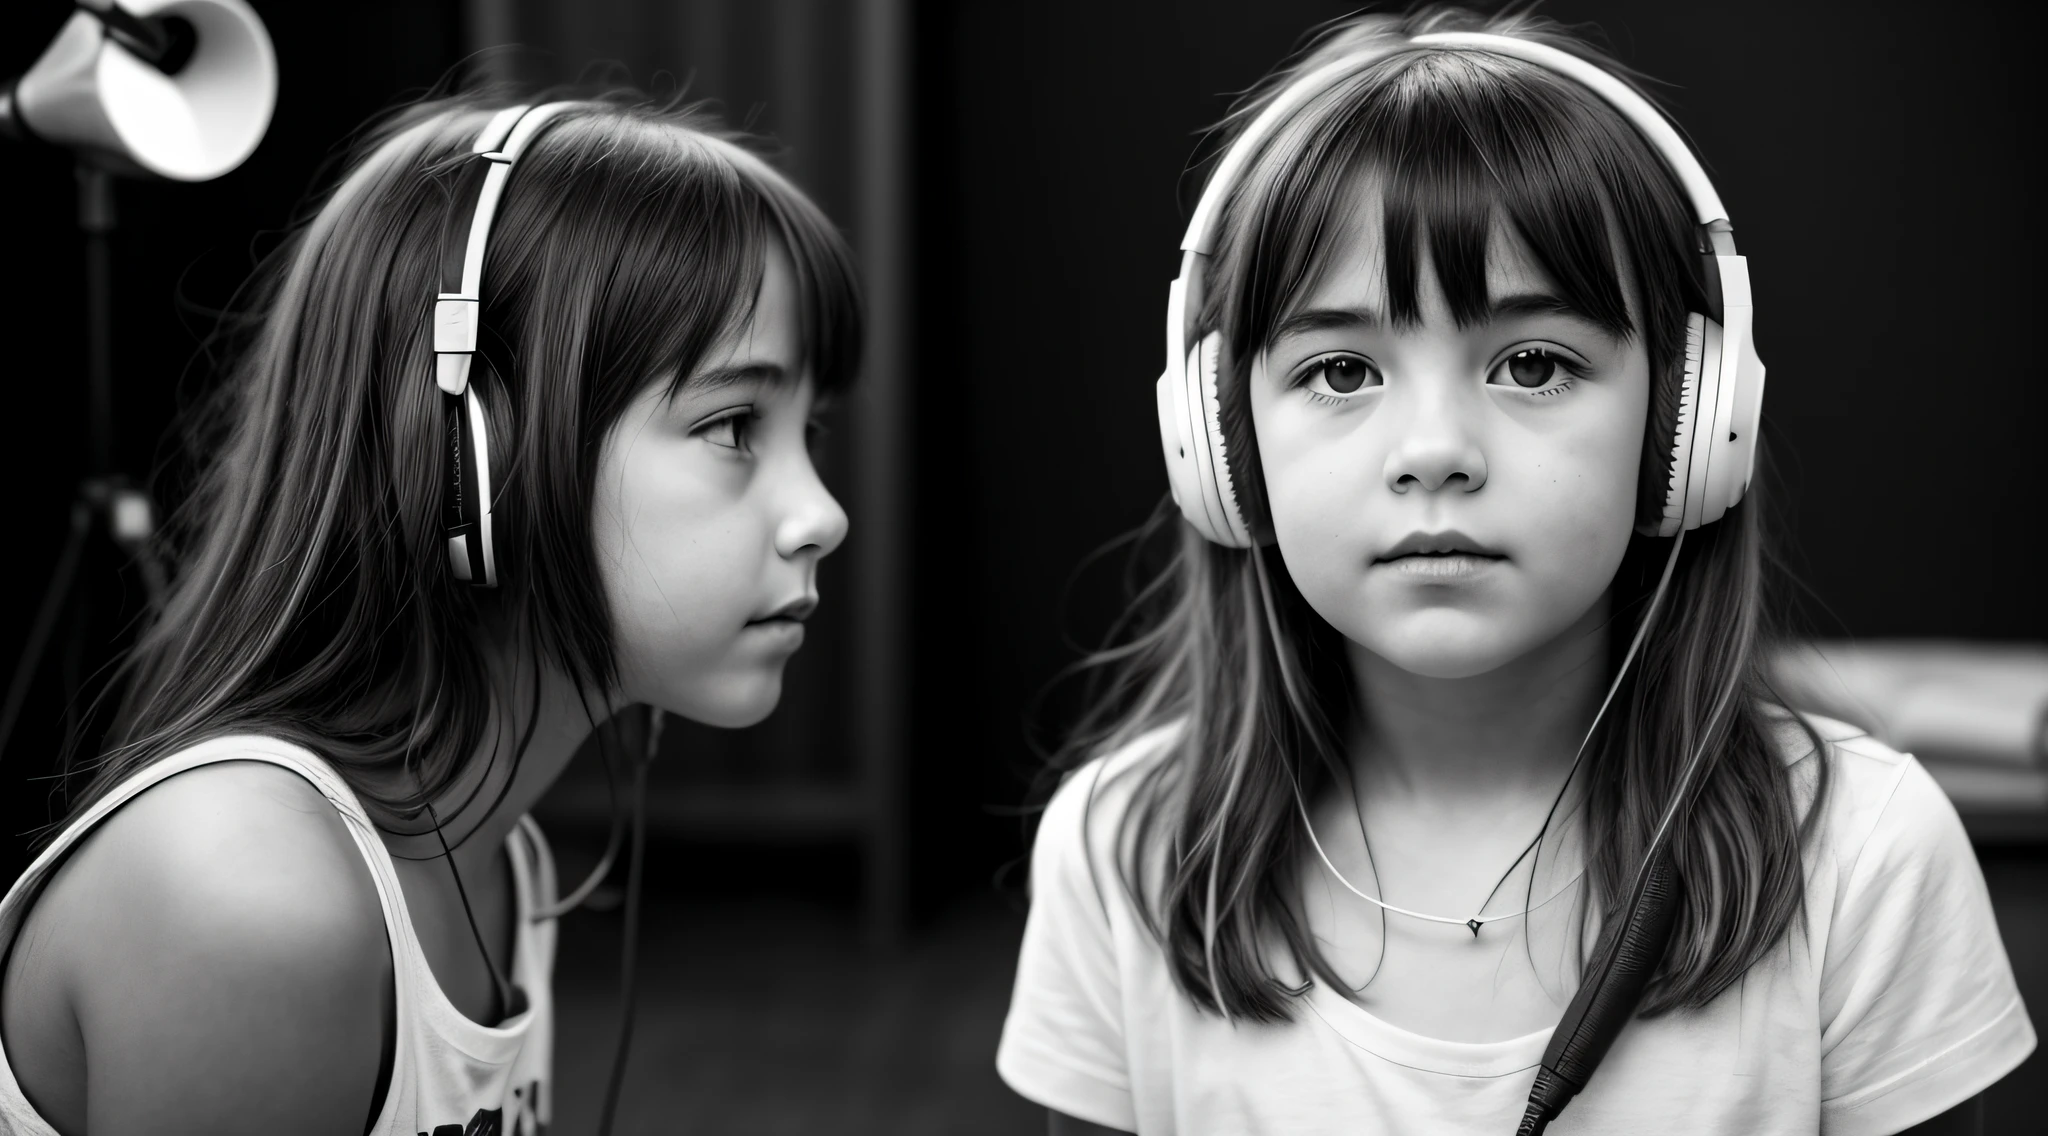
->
[1376,529,1504,560]
[1375,552,1505,581]
[743,618,806,649]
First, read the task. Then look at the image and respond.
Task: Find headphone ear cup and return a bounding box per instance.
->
[1725,328,1765,513]
[1157,328,1252,547]
[1696,262,1761,528]
[1157,333,1211,537]
[445,382,499,587]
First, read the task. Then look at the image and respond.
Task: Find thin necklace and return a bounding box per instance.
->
[1297,790,1586,936]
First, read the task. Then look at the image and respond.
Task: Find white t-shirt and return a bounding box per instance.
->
[996,712,2035,1135]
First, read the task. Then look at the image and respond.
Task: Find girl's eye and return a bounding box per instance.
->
[1491,347,1580,392]
[1297,353,1382,398]
[696,409,753,452]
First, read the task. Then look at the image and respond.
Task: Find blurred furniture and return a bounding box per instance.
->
[1772,640,2048,843]
[492,0,912,944]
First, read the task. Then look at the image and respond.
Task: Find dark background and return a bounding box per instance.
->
[1,1,2040,1131]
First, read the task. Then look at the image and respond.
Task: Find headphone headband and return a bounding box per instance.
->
[433,101,582,398]
[433,101,582,587]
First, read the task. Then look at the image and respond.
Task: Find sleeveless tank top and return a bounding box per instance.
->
[0,735,557,1135]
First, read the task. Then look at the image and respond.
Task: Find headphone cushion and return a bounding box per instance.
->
[1643,313,1706,538]
[1194,334,1254,547]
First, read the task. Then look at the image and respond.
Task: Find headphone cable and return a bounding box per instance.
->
[1517,531,1703,1134]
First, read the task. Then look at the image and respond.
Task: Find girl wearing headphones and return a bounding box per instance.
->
[997,7,2031,1135]
[0,90,856,1134]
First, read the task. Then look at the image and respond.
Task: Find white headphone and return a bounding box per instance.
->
[433,101,582,587]
[1155,31,1764,547]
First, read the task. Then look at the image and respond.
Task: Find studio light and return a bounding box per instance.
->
[1,0,276,182]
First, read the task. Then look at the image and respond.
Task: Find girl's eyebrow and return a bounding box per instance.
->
[1270,292,1602,345]
[663,361,786,406]
[1488,291,1595,323]
[689,361,787,391]
[1271,305,1384,342]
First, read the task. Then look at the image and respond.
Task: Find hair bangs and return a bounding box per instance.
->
[1221,46,1703,354]
[496,114,860,416]
[754,157,865,397]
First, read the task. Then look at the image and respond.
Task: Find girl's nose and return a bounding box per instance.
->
[1383,388,1487,495]
[775,461,849,560]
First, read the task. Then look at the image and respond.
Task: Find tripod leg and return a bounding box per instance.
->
[0,501,93,763]
[59,572,87,756]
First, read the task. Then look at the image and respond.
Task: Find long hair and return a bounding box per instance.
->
[1051,5,1827,1022]
[51,87,862,843]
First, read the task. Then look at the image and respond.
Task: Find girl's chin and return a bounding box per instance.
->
[642,668,787,729]
[1374,649,1517,681]
[1348,620,1537,681]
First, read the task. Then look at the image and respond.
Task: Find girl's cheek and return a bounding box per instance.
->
[1512,448,1640,607]
[605,533,751,703]
[1256,410,1328,500]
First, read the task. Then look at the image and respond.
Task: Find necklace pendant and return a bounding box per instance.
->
[1467,918,1483,937]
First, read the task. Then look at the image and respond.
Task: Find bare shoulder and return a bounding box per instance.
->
[4,758,393,1135]
[38,758,389,951]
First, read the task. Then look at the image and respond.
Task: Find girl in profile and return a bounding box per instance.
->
[0,88,858,1134]
[998,7,2031,1134]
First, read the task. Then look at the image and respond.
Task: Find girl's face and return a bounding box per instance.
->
[593,241,848,726]
[1249,199,1649,680]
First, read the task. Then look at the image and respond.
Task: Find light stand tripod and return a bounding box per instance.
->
[0,0,273,769]
[0,164,165,764]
